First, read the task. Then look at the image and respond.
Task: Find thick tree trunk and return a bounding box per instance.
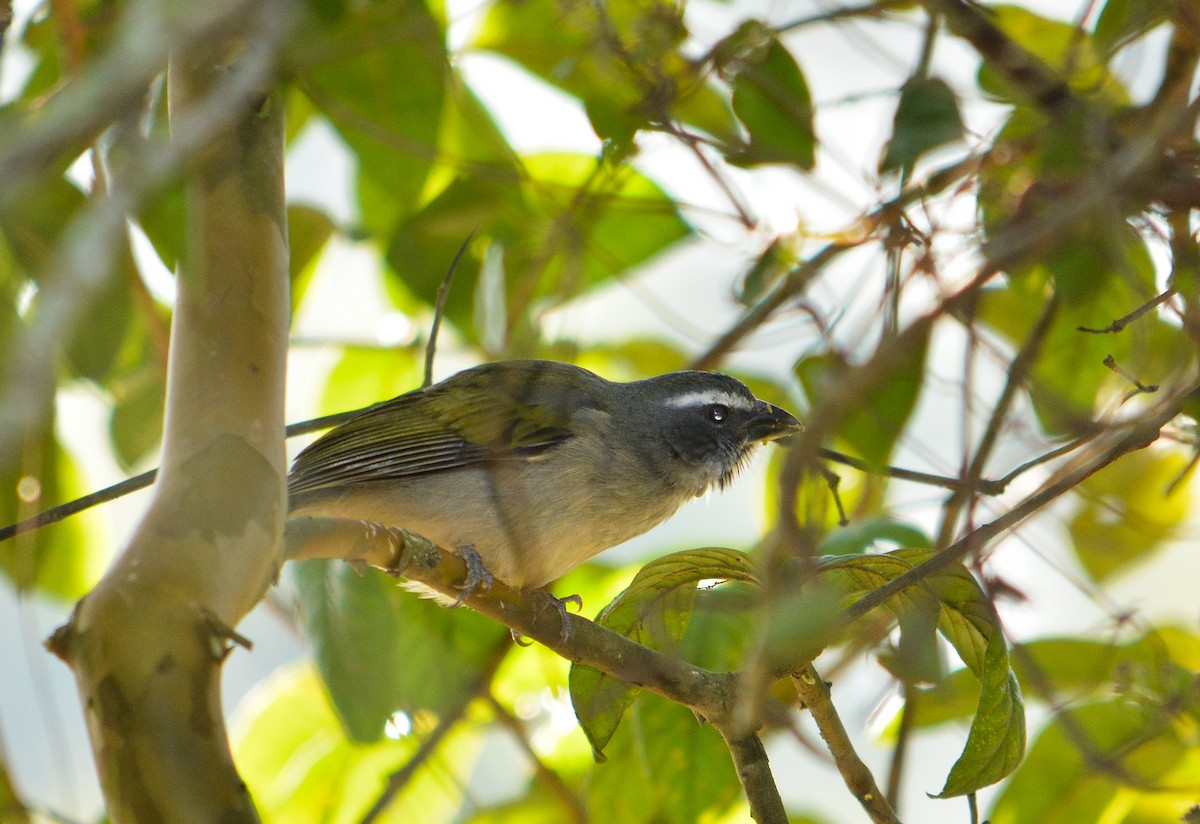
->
[47,21,289,823]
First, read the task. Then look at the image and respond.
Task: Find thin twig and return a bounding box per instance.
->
[485,693,589,824]
[360,635,512,823]
[844,395,1183,626]
[884,684,916,810]
[1078,289,1175,334]
[423,230,475,388]
[775,0,913,33]
[818,448,1007,495]
[1102,354,1159,395]
[792,664,900,824]
[0,413,361,543]
[936,295,1059,547]
[690,155,980,371]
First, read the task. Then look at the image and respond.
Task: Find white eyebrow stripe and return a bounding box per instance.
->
[664,390,757,411]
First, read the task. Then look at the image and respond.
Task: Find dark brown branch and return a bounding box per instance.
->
[919,0,1082,120]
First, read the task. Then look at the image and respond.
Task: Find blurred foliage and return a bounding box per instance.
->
[4,0,1200,822]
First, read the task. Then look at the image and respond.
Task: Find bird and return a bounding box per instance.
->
[287,359,800,594]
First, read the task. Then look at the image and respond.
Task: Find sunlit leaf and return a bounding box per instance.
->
[989,700,1193,824]
[318,347,421,419]
[1093,0,1175,53]
[822,550,1025,795]
[233,663,484,822]
[1069,449,1192,582]
[475,0,737,145]
[0,415,104,599]
[974,6,1128,105]
[288,204,336,314]
[137,182,187,272]
[819,517,932,557]
[110,362,166,470]
[977,261,1188,437]
[387,153,690,343]
[290,0,448,239]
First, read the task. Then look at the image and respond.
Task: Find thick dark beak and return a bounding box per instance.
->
[746,401,802,443]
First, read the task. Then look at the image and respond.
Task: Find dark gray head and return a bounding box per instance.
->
[618,371,801,496]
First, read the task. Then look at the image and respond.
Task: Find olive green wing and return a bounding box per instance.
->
[286,362,600,497]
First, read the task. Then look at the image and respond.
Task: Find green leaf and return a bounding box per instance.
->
[584,693,741,824]
[288,561,509,741]
[891,549,1025,796]
[386,153,690,342]
[0,171,139,384]
[475,0,738,145]
[977,260,1188,436]
[818,517,932,557]
[1068,449,1192,582]
[64,247,135,383]
[569,548,757,757]
[879,76,964,174]
[137,182,187,272]
[318,347,421,418]
[287,204,336,314]
[291,0,448,239]
[233,663,484,822]
[795,327,928,467]
[0,412,104,599]
[1093,0,1175,54]
[974,6,1128,105]
[109,363,166,470]
[989,700,1190,824]
[728,26,816,169]
[821,550,1026,795]
[901,627,1200,732]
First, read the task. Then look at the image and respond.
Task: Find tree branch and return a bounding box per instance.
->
[718,730,788,824]
[284,517,789,822]
[792,664,899,824]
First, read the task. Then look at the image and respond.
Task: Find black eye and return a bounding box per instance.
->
[707,404,728,423]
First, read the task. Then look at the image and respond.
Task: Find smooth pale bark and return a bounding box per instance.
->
[47,29,289,824]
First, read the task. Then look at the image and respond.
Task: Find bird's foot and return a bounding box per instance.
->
[451,544,494,607]
[510,590,583,645]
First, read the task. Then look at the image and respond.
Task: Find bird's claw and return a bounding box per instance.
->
[510,593,582,645]
[451,544,493,607]
[542,590,583,643]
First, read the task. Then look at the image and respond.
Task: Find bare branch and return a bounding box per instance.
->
[793,664,899,824]
[718,731,789,824]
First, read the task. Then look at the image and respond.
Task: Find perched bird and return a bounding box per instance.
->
[288,359,800,592]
